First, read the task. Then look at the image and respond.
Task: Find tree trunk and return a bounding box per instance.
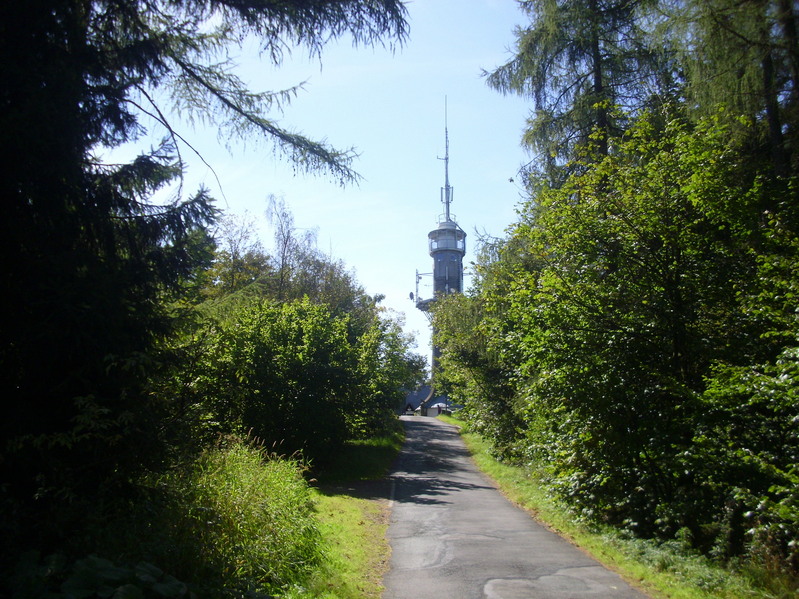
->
[589,0,609,156]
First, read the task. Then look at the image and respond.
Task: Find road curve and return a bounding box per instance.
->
[382,416,650,599]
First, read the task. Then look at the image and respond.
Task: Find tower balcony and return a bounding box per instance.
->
[428,220,466,255]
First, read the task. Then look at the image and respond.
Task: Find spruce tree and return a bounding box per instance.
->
[668,0,799,177]
[486,0,666,184]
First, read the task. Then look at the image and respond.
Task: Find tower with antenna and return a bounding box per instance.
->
[415,100,467,314]
[412,101,466,419]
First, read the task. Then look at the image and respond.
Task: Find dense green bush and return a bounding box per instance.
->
[504,115,760,536]
[170,297,422,463]
[196,299,356,459]
[433,292,522,459]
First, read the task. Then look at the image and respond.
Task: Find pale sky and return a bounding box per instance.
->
[136,0,533,365]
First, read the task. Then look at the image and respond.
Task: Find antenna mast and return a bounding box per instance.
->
[440,97,453,222]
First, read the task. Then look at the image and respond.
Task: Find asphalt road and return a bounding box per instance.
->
[382,416,650,599]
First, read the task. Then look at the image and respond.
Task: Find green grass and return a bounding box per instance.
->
[437,414,781,599]
[152,440,323,596]
[315,429,404,483]
[286,430,404,598]
[10,427,403,599]
[285,492,390,599]
[11,438,325,598]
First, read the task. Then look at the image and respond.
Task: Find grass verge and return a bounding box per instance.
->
[288,429,404,598]
[8,438,324,598]
[437,414,776,599]
[314,429,404,484]
[286,492,390,599]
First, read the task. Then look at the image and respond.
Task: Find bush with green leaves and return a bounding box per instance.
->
[432,291,522,459]
[349,314,427,438]
[181,297,423,462]
[192,299,356,460]
[501,114,764,536]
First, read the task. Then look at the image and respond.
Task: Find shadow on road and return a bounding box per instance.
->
[388,417,496,506]
[312,417,476,503]
[383,416,652,599]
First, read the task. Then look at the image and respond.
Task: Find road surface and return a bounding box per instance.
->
[382,416,649,599]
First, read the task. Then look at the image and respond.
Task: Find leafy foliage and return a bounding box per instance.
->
[432,290,521,459]
[196,299,359,458]
[183,297,422,462]
[493,114,743,533]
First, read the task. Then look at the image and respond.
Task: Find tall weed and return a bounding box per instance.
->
[159,439,322,595]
